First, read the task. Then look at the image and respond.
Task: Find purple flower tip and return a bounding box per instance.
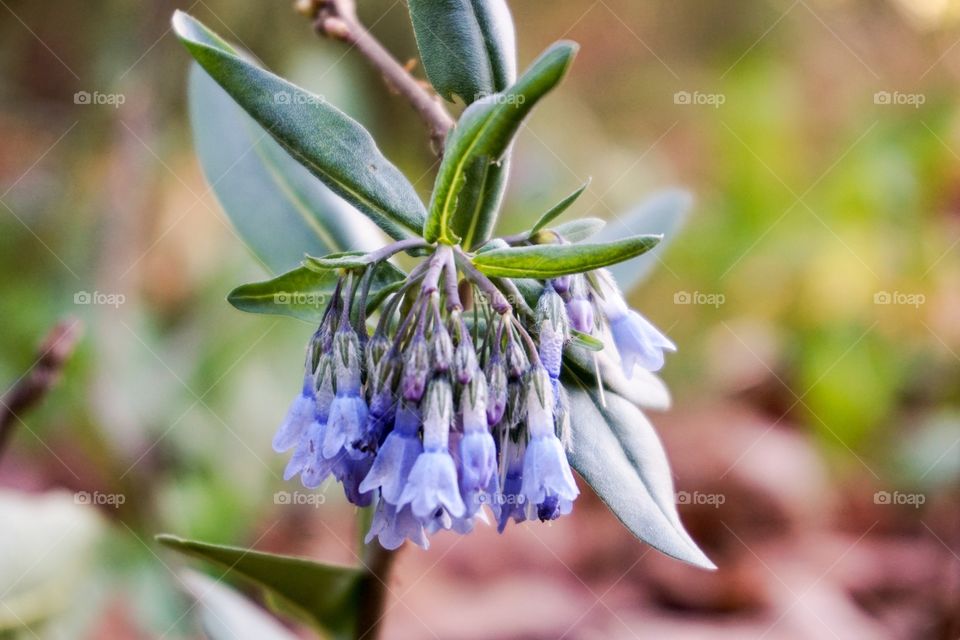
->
[567,297,594,334]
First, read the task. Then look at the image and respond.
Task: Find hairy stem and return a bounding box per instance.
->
[0,318,83,462]
[306,0,455,153]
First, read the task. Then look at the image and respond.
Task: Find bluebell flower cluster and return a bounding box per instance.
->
[273,246,676,549]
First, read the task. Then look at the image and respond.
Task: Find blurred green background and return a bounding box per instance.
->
[1,0,958,638]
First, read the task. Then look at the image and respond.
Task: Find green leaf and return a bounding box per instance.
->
[596,189,693,292]
[407,0,516,103]
[189,65,383,274]
[570,329,603,352]
[157,535,363,637]
[180,570,299,640]
[471,234,660,278]
[227,262,404,322]
[407,1,517,249]
[551,217,606,242]
[304,250,370,270]
[173,11,426,242]
[424,41,579,244]
[447,155,510,250]
[530,179,591,234]
[563,384,715,569]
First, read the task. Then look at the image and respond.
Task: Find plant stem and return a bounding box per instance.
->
[365,237,429,264]
[453,247,511,315]
[354,543,397,640]
[421,245,451,296]
[0,318,82,463]
[441,247,463,312]
[306,0,455,153]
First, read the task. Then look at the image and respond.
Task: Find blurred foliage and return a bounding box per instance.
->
[1,0,959,636]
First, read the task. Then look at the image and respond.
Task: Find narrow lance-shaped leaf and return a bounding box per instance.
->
[408,0,516,103]
[424,41,579,244]
[157,535,363,638]
[562,382,716,570]
[471,234,660,279]
[172,11,426,241]
[304,250,372,270]
[448,155,510,251]
[188,64,383,274]
[408,1,517,250]
[530,179,591,234]
[228,262,404,322]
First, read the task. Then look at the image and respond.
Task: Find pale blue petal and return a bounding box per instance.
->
[398,451,466,518]
[359,432,423,504]
[272,392,314,453]
[520,434,579,507]
[322,394,368,458]
[365,500,429,550]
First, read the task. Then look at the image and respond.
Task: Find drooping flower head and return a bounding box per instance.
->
[272,235,676,549]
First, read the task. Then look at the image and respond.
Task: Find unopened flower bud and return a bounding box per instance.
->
[485,356,508,426]
[536,286,569,380]
[567,297,594,334]
[461,375,488,433]
[333,328,362,393]
[552,275,572,295]
[402,335,430,401]
[536,285,569,335]
[453,338,479,384]
[431,324,454,373]
[505,338,529,379]
[365,332,391,375]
